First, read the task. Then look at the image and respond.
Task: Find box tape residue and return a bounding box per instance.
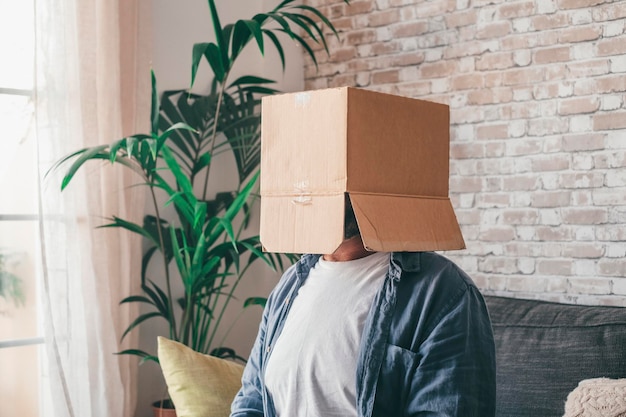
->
[294,92,311,108]
[291,181,312,205]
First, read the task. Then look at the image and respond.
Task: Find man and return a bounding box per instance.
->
[230,197,496,416]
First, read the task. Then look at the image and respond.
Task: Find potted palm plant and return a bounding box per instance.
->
[51,0,349,413]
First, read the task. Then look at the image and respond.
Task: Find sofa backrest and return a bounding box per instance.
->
[484,295,626,417]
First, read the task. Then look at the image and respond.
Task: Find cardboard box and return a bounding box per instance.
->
[260,87,465,254]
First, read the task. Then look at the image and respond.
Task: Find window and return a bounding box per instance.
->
[0,1,50,415]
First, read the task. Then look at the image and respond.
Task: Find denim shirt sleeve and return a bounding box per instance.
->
[229,299,267,417]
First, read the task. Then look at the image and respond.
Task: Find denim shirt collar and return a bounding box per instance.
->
[390,252,421,278]
[296,254,321,282]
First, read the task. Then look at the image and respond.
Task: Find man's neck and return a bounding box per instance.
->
[323,236,374,262]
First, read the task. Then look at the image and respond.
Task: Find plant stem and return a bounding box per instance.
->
[196,288,211,352]
[202,72,230,201]
[206,266,227,351]
[149,183,177,339]
[206,259,253,351]
[180,292,193,346]
[216,307,246,350]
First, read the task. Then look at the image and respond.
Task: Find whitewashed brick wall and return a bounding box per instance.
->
[303,0,626,305]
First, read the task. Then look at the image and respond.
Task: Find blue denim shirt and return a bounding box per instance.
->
[231,251,496,417]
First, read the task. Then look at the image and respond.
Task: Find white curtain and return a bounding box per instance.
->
[35,1,151,416]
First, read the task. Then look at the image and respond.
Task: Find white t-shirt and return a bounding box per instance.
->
[264,252,390,417]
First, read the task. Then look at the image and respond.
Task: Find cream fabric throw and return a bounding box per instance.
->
[564,378,626,417]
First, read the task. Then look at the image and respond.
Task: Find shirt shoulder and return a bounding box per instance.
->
[392,252,486,342]
[264,254,319,313]
[394,251,476,293]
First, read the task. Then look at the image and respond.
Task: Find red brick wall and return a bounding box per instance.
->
[303,0,626,305]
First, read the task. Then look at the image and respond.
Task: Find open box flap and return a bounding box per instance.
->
[349,193,465,252]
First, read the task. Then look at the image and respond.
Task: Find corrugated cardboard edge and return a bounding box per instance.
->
[349,192,466,252]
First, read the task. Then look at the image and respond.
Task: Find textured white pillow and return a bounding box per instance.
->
[157,337,244,417]
[563,378,626,417]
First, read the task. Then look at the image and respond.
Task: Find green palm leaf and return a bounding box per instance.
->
[262,29,286,70]
[115,349,159,365]
[120,312,164,341]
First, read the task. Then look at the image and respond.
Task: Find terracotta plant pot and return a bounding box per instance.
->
[152,399,177,417]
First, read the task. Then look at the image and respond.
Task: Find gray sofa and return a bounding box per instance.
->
[485,295,626,417]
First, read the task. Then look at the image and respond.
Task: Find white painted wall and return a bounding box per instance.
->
[136,1,304,415]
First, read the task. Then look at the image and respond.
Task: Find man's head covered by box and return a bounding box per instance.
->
[259,87,465,255]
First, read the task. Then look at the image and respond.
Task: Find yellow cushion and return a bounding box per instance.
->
[157,336,244,417]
